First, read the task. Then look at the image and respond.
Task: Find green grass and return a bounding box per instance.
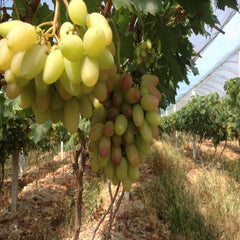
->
[142,141,240,239]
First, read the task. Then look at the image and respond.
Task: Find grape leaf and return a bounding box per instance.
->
[130,0,162,15]
[31,120,52,144]
[112,0,134,11]
[216,0,238,10]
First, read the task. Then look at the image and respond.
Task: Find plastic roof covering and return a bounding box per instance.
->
[163,3,240,115]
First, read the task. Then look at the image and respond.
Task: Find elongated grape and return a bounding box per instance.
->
[122,176,132,192]
[83,27,106,57]
[132,104,144,127]
[63,58,82,85]
[97,48,114,70]
[111,145,122,166]
[51,90,64,110]
[140,95,159,111]
[121,73,132,90]
[105,160,115,179]
[7,22,37,52]
[151,125,160,139]
[99,136,111,158]
[43,49,64,84]
[103,121,115,137]
[87,12,112,45]
[91,105,107,126]
[60,35,84,62]
[63,98,79,134]
[50,108,64,123]
[146,111,162,126]
[35,92,50,112]
[18,84,35,109]
[141,74,159,87]
[125,144,140,166]
[0,39,14,70]
[124,87,141,104]
[107,106,121,121]
[33,107,50,124]
[11,51,25,77]
[89,123,104,142]
[116,157,128,181]
[112,134,122,147]
[55,80,72,100]
[5,69,16,84]
[81,82,94,94]
[0,20,22,37]
[98,154,110,168]
[21,44,47,80]
[112,173,120,186]
[80,56,99,87]
[60,22,74,39]
[139,119,152,143]
[121,102,132,118]
[135,134,151,156]
[90,152,101,172]
[78,95,93,119]
[6,83,23,99]
[112,88,123,107]
[88,141,98,152]
[35,72,49,92]
[115,114,128,135]
[128,164,140,180]
[124,121,135,144]
[92,81,108,102]
[68,0,87,26]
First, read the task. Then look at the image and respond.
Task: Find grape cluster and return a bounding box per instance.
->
[88,73,162,191]
[0,0,116,134]
[135,39,155,68]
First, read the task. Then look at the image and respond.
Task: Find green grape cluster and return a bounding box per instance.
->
[0,0,116,134]
[135,39,155,68]
[88,73,162,191]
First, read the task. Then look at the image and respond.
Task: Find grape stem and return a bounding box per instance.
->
[37,21,53,28]
[62,0,69,9]
[13,0,20,20]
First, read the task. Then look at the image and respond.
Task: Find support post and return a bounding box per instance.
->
[174,105,178,148]
[61,141,64,160]
[193,134,197,161]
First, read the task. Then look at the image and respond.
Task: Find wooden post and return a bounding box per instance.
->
[174,105,178,148]
[11,150,19,212]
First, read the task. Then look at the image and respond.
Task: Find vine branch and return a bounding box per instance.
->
[126,14,137,33]
[13,0,20,20]
[62,0,69,9]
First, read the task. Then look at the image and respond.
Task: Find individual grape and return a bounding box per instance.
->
[0,39,14,70]
[115,114,128,135]
[112,173,120,186]
[124,87,141,104]
[116,157,128,181]
[5,69,16,84]
[51,90,64,110]
[112,134,122,147]
[81,82,94,94]
[121,102,132,118]
[63,58,82,85]
[60,35,84,62]
[91,105,107,126]
[97,48,114,70]
[124,121,135,144]
[140,87,149,96]
[92,81,108,102]
[98,154,110,168]
[80,56,99,87]
[10,51,25,77]
[146,39,152,49]
[145,111,162,126]
[88,141,98,152]
[55,80,72,100]
[122,176,132,192]
[7,22,37,52]
[103,121,115,137]
[105,160,115,179]
[141,50,147,58]
[105,74,119,94]
[139,119,152,143]
[21,44,47,80]
[63,98,80,134]
[60,22,74,39]
[35,92,50,112]
[107,106,121,121]
[43,49,64,84]
[132,104,144,127]
[83,27,106,57]
[89,123,104,142]
[128,164,140,180]
[35,72,49,92]
[140,95,159,111]
[135,134,151,156]
[0,20,22,37]
[6,83,23,99]
[99,70,109,82]
[90,152,101,172]
[99,136,111,158]
[120,73,133,90]
[50,108,64,123]
[18,83,35,109]
[141,74,159,86]
[111,145,122,166]
[33,107,50,124]
[68,0,87,26]
[87,12,113,45]
[112,88,123,107]
[125,143,140,166]
[78,95,93,119]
